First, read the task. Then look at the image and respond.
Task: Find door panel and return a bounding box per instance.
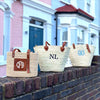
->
[29,26,43,52]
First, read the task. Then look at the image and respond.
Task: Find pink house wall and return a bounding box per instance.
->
[0,9,4,55]
[39,0,51,5]
[0,65,6,77]
[10,0,23,49]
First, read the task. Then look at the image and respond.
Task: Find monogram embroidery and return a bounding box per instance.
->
[14,59,27,71]
[16,61,24,69]
[49,54,58,59]
[78,50,85,56]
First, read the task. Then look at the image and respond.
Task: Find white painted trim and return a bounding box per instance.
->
[84,0,95,17]
[0,61,6,66]
[0,5,5,11]
[0,1,14,17]
[90,24,100,31]
[30,0,51,8]
[0,55,6,65]
[22,16,31,20]
[58,13,92,23]
[3,10,12,60]
[0,1,10,11]
[58,14,91,30]
[59,25,70,46]
[29,24,44,29]
[21,0,55,15]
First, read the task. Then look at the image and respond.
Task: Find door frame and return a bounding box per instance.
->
[29,21,44,48]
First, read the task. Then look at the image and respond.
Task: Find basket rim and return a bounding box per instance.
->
[34,45,70,48]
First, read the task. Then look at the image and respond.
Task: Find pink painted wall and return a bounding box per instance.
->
[0,65,6,77]
[39,0,51,5]
[10,0,23,49]
[0,9,4,55]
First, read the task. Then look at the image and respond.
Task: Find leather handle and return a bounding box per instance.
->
[60,42,66,52]
[27,49,30,73]
[12,48,21,58]
[86,44,91,53]
[44,41,50,51]
[72,43,75,49]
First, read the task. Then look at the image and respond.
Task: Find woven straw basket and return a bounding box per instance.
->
[34,41,70,72]
[69,44,95,67]
[7,49,38,77]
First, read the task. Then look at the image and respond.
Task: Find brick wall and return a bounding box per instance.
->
[0,61,100,100]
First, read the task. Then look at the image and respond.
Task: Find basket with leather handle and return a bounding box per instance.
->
[34,41,70,72]
[69,44,95,67]
[7,48,38,77]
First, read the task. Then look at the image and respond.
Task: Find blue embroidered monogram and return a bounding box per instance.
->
[78,50,85,56]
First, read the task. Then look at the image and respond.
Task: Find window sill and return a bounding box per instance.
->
[0,55,6,66]
[0,61,6,66]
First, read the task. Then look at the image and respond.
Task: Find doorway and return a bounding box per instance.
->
[29,26,43,52]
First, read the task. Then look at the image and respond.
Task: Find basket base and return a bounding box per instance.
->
[40,66,64,72]
[72,66,90,68]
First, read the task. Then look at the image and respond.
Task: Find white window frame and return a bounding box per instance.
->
[86,0,91,13]
[59,25,70,46]
[90,33,96,46]
[84,0,95,17]
[0,3,11,65]
[77,28,85,45]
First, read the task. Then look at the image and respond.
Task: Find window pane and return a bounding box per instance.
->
[87,0,91,13]
[87,3,90,13]
[30,19,43,26]
[77,30,84,43]
[30,19,35,24]
[35,20,43,26]
[77,43,84,45]
[62,27,68,41]
[87,0,90,3]
[90,34,96,45]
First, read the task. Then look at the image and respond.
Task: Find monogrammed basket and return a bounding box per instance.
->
[7,49,38,77]
[69,44,95,67]
[34,41,70,72]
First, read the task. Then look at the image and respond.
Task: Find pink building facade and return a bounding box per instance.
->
[0,8,4,55]
[0,0,54,77]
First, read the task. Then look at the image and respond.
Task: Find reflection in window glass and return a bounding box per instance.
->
[30,19,43,26]
[87,0,91,13]
[62,27,68,41]
[90,34,96,45]
[77,30,84,44]
[62,27,68,46]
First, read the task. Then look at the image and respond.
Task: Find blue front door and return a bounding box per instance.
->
[29,26,43,52]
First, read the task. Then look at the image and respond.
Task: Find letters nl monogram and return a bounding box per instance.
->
[49,54,58,59]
